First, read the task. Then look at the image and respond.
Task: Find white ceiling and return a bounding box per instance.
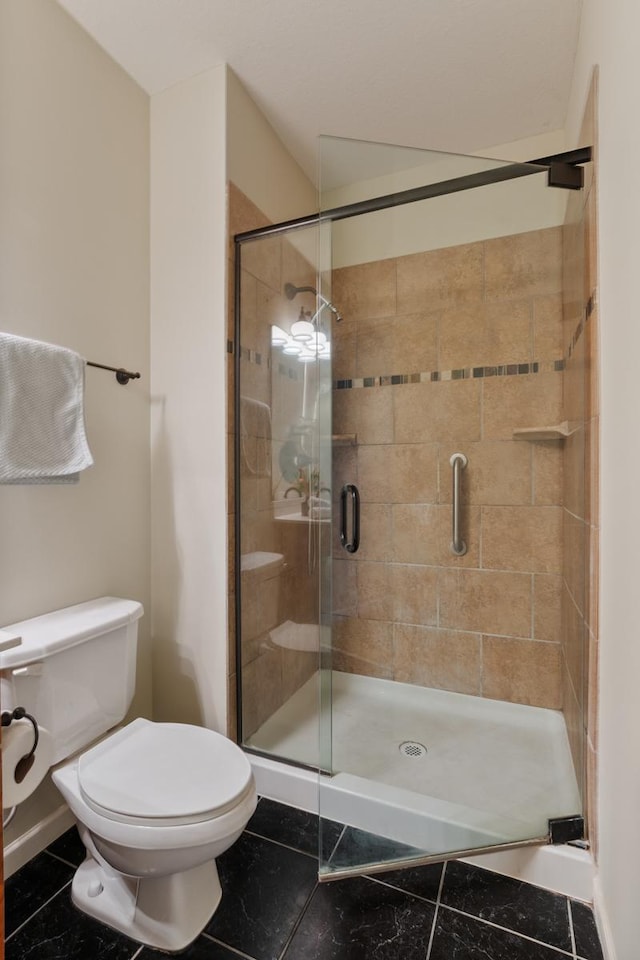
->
[56,0,582,181]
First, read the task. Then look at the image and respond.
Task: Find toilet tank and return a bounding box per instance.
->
[0,597,143,764]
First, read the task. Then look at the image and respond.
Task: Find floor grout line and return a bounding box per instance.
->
[243,828,317,860]
[203,932,261,960]
[5,879,73,942]
[367,874,439,908]
[44,849,81,870]
[425,860,446,959]
[436,901,576,958]
[277,881,319,960]
[567,900,578,959]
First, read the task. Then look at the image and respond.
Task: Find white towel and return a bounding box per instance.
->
[240,396,272,477]
[240,396,271,440]
[0,332,93,483]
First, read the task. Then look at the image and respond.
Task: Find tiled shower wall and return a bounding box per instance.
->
[331,226,566,709]
[229,174,596,810]
[561,74,599,845]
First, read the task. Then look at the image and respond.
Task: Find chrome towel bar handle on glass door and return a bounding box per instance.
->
[340,484,360,554]
[450,453,468,556]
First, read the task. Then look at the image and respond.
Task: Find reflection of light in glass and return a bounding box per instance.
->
[298,349,317,363]
[271,325,288,346]
[297,337,331,363]
[290,319,315,341]
[270,319,331,363]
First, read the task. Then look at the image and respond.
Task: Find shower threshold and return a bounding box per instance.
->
[246,670,581,857]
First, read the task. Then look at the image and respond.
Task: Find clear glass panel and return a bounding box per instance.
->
[236,223,327,763]
[317,135,585,875]
[560,185,589,817]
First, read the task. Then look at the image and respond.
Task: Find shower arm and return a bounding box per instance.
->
[310,294,341,325]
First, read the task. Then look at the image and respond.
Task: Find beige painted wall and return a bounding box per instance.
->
[0,0,150,855]
[151,66,316,739]
[566,2,640,956]
[150,65,228,732]
[226,68,317,224]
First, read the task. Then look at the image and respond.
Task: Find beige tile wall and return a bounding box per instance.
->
[332,225,565,709]
[561,72,599,848]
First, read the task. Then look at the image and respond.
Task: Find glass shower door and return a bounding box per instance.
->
[317,137,587,877]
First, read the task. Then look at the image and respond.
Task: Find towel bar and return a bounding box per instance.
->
[86,361,141,385]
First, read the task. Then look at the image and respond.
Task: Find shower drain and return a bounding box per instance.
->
[399,740,428,759]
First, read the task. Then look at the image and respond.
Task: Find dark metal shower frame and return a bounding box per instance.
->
[234,147,591,245]
[233,145,592,749]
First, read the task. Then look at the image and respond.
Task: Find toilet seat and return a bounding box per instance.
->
[77,718,253,827]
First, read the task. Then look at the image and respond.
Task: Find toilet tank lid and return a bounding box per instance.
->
[0,597,143,669]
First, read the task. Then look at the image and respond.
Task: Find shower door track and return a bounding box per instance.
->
[243,744,330,776]
[318,836,548,883]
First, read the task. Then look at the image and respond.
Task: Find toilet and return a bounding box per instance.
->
[0,597,257,953]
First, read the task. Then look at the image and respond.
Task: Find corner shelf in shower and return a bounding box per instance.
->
[332,434,357,446]
[274,514,330,524]
[512,421,576,441]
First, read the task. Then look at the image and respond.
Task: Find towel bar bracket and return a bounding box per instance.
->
[86,361,141,385]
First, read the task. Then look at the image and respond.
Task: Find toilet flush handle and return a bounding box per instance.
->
[12,662,43,677]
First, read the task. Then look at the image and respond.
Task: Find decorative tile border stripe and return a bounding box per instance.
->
[231,339,301,380]
[333,360,563,391]
[239,345,263,365]
[230,340,555,389]
[230,340,274,370]
[232,301,596,390]
[232,285,598,381]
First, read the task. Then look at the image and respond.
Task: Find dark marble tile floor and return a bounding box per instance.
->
[4,798,604,960]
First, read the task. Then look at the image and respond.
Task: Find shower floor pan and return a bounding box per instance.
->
[246,671,581,856]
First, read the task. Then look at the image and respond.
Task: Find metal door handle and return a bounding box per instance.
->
[340,484,360,554]
[450,453,468,556]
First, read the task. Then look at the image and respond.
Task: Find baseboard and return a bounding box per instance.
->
[4,803,74,879]
[462,843,594,903]
[593,875,617,960]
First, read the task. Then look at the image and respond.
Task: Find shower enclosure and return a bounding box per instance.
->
[234,137,591,879]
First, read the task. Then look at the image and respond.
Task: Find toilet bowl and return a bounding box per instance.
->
[53,718,257,951]
[1,598,257,953]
